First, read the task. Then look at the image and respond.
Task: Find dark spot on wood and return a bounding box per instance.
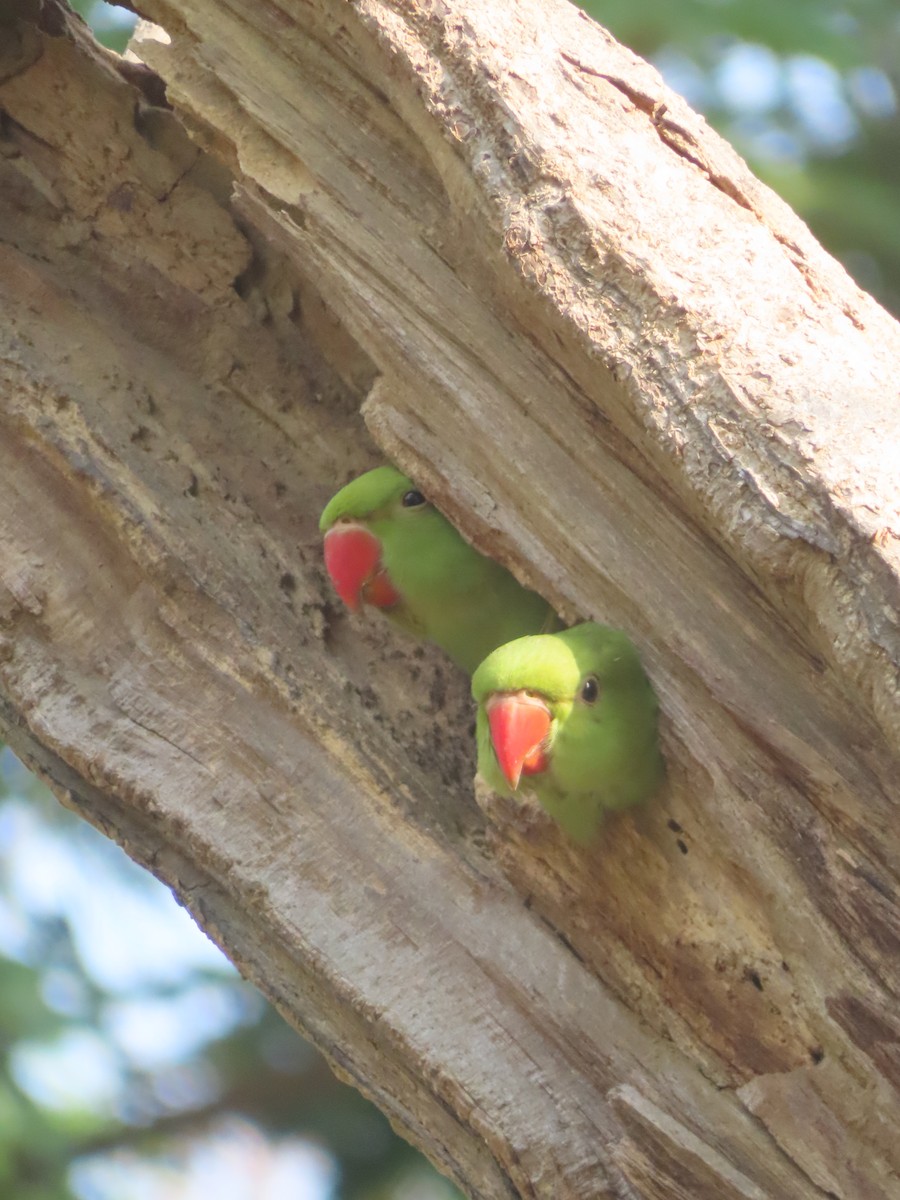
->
[185,472,199,498]
[107,182,136,212]
[667,818,683,833]
[279,572,296,593]
[509,151,537,192]
[130,425,151,447]
[743,967,763,991]
[781,961,790,972]
[676,839,688,855]
[429,671,447,711]
[537,917,586,967]
[117,59,170,109]
[274,481,287,498]
[809,1046,825,1064]
[39,2,67,36]
[281,201,307,229]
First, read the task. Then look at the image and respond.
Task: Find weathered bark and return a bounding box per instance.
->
[1,1,899,1197]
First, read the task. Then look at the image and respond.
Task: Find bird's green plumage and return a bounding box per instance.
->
[320,467,560,674]
[472,623,664,842]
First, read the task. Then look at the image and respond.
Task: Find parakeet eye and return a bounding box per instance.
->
[580,675,599,704]
[401,489,426,508]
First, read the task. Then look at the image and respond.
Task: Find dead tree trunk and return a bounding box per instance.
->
[1,1,899,1196]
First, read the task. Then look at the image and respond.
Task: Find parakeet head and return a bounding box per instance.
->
[319,466,435,614]
[319,466,561,673]
[472,622,663,841]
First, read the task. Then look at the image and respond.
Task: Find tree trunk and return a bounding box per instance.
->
[1,1,899,1197]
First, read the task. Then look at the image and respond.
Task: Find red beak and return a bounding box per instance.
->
[323,523,400,612]
[486,692,551,790]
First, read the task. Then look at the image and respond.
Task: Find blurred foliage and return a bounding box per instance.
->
[583,0,900,314]
[0,753,460,1200]
[69,1,134,54]
[587,0,895,62]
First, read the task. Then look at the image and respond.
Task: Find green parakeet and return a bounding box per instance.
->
[320,466,560,674]
[472,622,664,843]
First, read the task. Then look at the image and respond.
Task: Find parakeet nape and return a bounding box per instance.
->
[472,623,664,843]
[320,466,560,674]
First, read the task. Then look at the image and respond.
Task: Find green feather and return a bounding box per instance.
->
[472,623,664,842]
[320,467,560,674]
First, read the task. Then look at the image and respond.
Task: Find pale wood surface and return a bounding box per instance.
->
[1,2,898,1197]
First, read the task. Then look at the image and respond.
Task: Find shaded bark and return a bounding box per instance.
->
[1,1,898,1197]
